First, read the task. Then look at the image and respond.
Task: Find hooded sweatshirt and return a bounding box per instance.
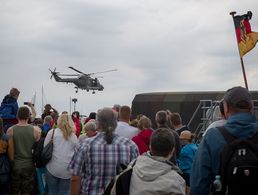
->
[129,152,186,195]
[190,112,258,195]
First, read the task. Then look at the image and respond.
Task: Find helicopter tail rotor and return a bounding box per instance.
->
[49,67,58,79]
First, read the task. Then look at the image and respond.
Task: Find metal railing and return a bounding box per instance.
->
[188,100,220,142]
[189,99,258,143]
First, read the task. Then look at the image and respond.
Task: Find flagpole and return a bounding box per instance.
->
[230,11,249,90]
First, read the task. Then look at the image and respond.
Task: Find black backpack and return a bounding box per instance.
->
[102,160,136,195]
[217,126,258,195]
[32,137,46,168]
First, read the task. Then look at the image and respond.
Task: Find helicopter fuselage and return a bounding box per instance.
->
[49,66,114,93]
[52,73,104,91]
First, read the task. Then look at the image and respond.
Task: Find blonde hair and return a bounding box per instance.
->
[57,114,76,140]
[137,116,152,130]
[84,121,96,132]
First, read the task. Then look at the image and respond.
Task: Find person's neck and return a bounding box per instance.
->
[157,123,168,128]
[119,119,129,124]
[17,120,29,126]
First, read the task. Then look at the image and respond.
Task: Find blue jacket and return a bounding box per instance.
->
[0,95,18,119]
[177,143,198,174]
[190,112,258,195]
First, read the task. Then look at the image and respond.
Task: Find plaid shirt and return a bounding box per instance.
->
[68,132,139,195]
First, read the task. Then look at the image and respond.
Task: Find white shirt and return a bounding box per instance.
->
[115,121,139,139]
[44,128,79,179]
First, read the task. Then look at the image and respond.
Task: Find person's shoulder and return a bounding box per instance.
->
[83,132,103,144]
[178,125,189,131]
[79,134,87,141]
[33,125,41,131]
[115,134,136,145]
[131,134,139,142]
[6,126,14,137]
[200,126,226,150]
[191,143,198,149]
[208,119,227,129]
[129,125,138,131]
[205,125,221,137]
[184,143,198,152]
[168,169,186,189]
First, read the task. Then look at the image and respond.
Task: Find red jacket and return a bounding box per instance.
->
[73,117,81,137]
[132,129,153,155]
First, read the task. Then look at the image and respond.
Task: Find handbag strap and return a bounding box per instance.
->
[51,129,55,141]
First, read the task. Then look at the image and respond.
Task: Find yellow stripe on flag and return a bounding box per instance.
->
[239,31,258,57]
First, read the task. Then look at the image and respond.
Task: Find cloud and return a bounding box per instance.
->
[0,0,257,116]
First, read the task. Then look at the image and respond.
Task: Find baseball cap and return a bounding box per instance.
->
[223,86,252,109]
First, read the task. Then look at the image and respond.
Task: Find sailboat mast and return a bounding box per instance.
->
[41,85,44,114]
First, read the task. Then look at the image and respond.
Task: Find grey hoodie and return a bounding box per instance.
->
[129,152,186,195]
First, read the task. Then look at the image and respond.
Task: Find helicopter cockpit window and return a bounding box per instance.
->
[92,79,97,86]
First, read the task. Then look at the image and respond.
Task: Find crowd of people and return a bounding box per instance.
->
[0,86,257,195]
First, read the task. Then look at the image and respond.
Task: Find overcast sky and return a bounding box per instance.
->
[1,0,258,117]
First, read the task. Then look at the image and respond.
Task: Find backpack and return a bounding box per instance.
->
[32,129,55,168]
[102,160,136,195]
[217,126,258,195]
[32,137,46,168]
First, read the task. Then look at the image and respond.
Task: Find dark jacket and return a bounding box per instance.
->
[190,113,258,195]
[0,95,18,119]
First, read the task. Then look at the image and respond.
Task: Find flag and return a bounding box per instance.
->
[233,11,258,57]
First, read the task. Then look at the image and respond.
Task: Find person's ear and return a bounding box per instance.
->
[223,101,229,119]
[167,147,175,160]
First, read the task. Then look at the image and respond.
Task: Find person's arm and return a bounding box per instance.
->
[70,175,81,195]
[28,102,36,122]
[190,138,212,195]
[14,102,19,117]
[51,107,59,116]
[43,129,53,147]
[7,127,14,160]
[33,126,41,142]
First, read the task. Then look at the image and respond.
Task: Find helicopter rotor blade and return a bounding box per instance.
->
[58,74,80,76]
[68,66,85,74]
[89,69,118,76]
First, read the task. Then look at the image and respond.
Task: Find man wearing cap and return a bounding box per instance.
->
[190,86,258,195]
[177,130,197,195]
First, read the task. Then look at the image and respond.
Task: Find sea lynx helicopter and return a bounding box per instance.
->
[49,66,117,93]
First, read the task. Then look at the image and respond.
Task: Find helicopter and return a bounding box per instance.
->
[49,66,117,93]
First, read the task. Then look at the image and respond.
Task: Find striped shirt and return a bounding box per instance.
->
[68,132,139,195]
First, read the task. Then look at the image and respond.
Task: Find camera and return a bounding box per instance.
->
[24,102,34,106]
